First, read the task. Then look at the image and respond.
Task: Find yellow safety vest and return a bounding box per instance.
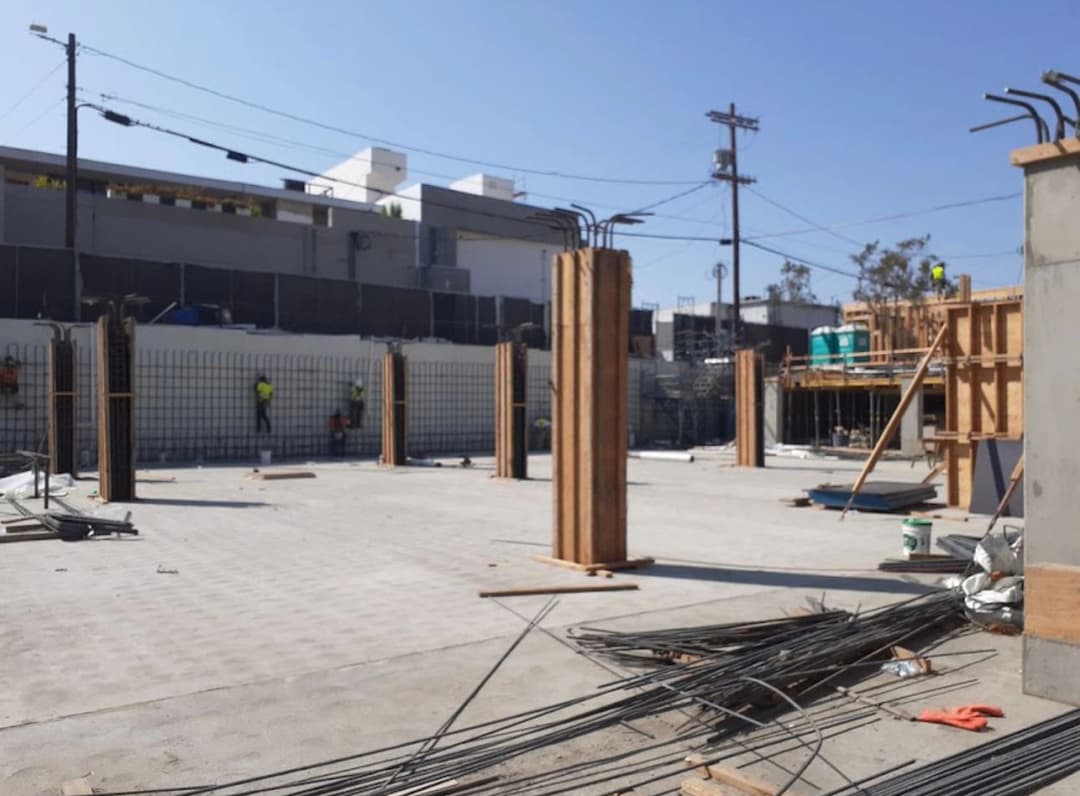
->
[931,265,945,283]
[350,386,365,402]
[256,382,274,402]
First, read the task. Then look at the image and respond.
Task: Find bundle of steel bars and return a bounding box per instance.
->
[95,591,968,796]
[827,708,1080,796]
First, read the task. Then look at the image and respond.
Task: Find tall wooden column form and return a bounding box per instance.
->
[381,351,407,466]
[97,315,136,501]
[495,341,528,479]
[550,247,637,567]
[735,349,765,467]
[48,330,77,476]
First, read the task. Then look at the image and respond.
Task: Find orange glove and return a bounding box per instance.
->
[916,704,1004,731]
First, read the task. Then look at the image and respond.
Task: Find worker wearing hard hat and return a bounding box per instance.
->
[931,262,946,297]
[349,378,366,428]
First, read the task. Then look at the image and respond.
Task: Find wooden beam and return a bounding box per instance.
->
[381,351,407,466]
[842,323,947,518]
[680,780,730,796]
[1026,564,1080,644]
[1011,137,1080,167]
[477,583,638,598]
[735,349,764,467]
[495,341,528,479]
[96,315,136,502]
[684,756,778,795]
[245,470,317,481]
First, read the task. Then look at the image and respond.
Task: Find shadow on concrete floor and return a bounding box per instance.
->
[637,562,934,595]
[134,497,268,509]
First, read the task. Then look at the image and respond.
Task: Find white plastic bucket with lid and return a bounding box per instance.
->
[259,449,273,466]
[901,518,932,558]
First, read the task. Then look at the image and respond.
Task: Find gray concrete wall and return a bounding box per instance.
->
[763,377,783,447]
[1022,156,1080,705]
[899,377,924,456]
[3,185,418,288]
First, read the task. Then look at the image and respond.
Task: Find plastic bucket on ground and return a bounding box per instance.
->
[259,449,273,466]
[901,518,932,558]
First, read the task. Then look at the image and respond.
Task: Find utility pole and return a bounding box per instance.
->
[706,104,757,350]
[65,32,77,249]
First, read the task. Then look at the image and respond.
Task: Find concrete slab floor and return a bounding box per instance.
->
[0,452,1071,795]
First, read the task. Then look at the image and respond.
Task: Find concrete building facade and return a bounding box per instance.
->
[0,145,561,304]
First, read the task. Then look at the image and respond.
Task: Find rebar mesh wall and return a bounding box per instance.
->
[1,320,661,465]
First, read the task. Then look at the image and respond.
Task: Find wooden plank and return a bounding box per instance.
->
[1026,564,1080,644]
[1010,137,1080,167]
[478,583,638,598]
[0,530,60,543]
[680,780,730,796]
[735,350,764,467]
[842,324,947,517]
[494,342,527,479]
[245,470,316,481]
[684,756,777,795]
[381,352,407,466]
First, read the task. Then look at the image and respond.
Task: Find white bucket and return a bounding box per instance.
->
[259,449,273,466]
[901,518,932,559]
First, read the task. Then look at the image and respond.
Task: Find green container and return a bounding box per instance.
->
[901,517,933,557]
[835,324,870,364]
[809,326,839,366]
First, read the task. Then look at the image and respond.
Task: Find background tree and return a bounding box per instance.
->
[851,235,952,349]
[765,260,819,306]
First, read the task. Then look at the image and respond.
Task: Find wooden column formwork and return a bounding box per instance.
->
[48,335,77,476]
[381,351,407,466]
[551,248,631,567]
[943,298,1024,508]
[735,349,765,467]
[96,315,136,502]
[495,341,528,479]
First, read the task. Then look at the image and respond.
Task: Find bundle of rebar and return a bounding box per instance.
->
[95,591,967,796]
[828,708,1080,796]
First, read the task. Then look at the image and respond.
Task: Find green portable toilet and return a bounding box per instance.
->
[835,323,870,364]
[809,326,839,366]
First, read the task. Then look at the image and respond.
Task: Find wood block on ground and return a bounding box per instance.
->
[684,756,778,795]
[681,779,735,796]
[59,777,93,795]
[245,470,317,481]
[532,554,653,573]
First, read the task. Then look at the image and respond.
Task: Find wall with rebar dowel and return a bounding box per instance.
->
[0,319,674,466]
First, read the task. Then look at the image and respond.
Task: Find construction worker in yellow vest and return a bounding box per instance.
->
[349,378,365,428]
[254,374,274,433]
[931,262,946,297]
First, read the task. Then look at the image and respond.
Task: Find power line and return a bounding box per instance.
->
[1,96,66,144]
[84,102,718,249]
[0,58,66,125]
[74,41,704,186]
[742,239,861,280]
[96,91,725,227]
[745,186,863,246]
[745,192,1023,240]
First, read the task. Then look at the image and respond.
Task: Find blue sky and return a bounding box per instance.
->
[1,0,1072,307]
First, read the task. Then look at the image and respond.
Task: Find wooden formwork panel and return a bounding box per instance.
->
[96,316,136,502]
[944,299,1024,507]
[735,349,765,467]
[495,341,527,479]
[551,248,630,566]
[48,337,77,476]
[381,352,407,466]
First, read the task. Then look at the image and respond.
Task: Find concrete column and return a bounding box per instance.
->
[763,377,783,448]
[899,377,924,456]
[1018,143,1080,706]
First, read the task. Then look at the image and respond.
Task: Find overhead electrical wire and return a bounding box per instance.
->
[75,40,705,186]
[0,58,67,125]
[745,186,864,246]
[1,96,67,143]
